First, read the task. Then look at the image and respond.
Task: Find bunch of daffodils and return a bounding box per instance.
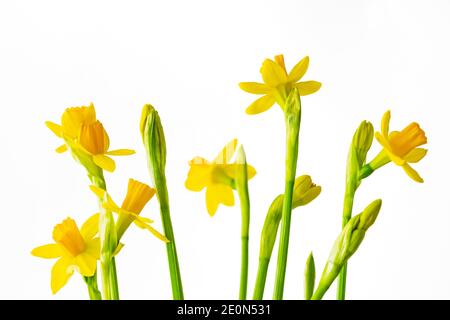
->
[32,53,428,301]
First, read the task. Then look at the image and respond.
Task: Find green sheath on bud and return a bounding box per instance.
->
[141,104,184,300]
[346,121,374,193]
[304,252,316,300]
[312,199,382,300]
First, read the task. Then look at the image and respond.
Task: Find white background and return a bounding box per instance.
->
[0,0,449,300]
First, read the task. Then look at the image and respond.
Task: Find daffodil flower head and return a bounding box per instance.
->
[31,215,100,294]
[78,120,135,172]
[239,54,321,115]
[45,103,97,153]
[90,179,168,243]
[185,139,256,216]
[45,104,135,173]
[369,110,428,183]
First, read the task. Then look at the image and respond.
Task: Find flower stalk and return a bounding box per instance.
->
[90,173,119,300]
[141,104,184,300]
[273,88,301,300]
[337,121,373,300]
[84,275,102,300]
[235,146,251,300]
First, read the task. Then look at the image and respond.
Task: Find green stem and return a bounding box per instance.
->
[240,237,249,300]
[236,151,250,300]
[156,176,184,300]
[273,117,300,299]
[84,273,102,300]
[336,187,355,300]
[253,258,269,300]
[90,174,120,300]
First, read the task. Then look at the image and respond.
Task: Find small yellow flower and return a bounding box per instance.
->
[31,216,100,294]
[374,110,428,182]
[90,179,168,242]
[78,121,135,172]
[45,103,97,153]
[239,54,321,114]
[185,139,256,216]
[45,104,135,172]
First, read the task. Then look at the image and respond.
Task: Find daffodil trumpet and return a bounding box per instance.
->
[273,88,301,300]
[31,216,101,299]
[185,139,256,299]
[313,200,382,300]
[253,175,321,300]
[141,104,184,300]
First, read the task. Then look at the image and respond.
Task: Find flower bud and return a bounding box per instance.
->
[304,252,316,300]
[141,104,167,187]
[312,199,382,300]
[352,121,374,168]
[293,175,322,207]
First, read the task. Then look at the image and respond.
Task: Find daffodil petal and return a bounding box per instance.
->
[245,94,276,115]
[213,139,238,165]
[80,213,99,240]
[85,238,100,260]
[288,56,309,82]
[89,185,105,198]
[295,81,322,96]
[205,183,234,216]
[45,121,63,138]
[381,110,391,138]
[260,59,288,87]
[239,82,271,94]
[222,164,256,181]
[93,154,116,172]
[74,252,97,277]
[133,218,170,243]
[405,148,427,163]
[139,216,154,224]
[402,163,424,183]
[185,162,211,192]
[51,257,74,294]
[375,132,405,166]
[106,149,135,156]
[31,244,63,259]
[247,164,257,180]
[113,243,125,256]
[55,144,68,153]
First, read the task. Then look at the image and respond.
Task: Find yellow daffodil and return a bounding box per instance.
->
[239,54,321,114]
[31,215,100,294]
[78,120,135,172]
[185,139,256,216]
[373,110,428,182]
[45,104,135,172]
[90,178,168,242]
[45,103,97,153]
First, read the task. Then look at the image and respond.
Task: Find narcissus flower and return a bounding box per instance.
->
[78,120,135,172]
[45,103,97,153]
[90,178,168,242]
[239,54,321,114]
[370,110,428,183]
[45,104,135,172]
[31,215,100,294]
[185,139,256,216]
